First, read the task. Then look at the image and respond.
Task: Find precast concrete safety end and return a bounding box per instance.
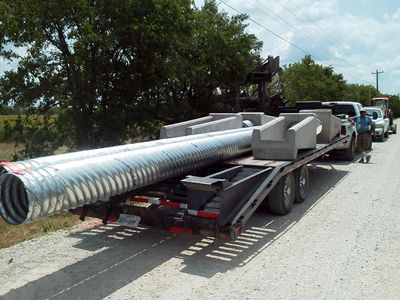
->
[159,116,214,138]
[238,112,276,126]
[187,116,242,135]
[159,112,276,138]
[299,109,341,143]
[252,113,321,160]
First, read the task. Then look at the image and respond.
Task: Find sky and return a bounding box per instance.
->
[1,1,399,96]
[195,0,400,96]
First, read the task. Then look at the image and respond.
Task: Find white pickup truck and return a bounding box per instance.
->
[324,101,362,160]
[283,101,361,160]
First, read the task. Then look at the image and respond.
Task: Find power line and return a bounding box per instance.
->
[219,0,313,57]
[218,0,370,85]
[252,0,319,46]
[249,0,353,75]
[281,0,348,53]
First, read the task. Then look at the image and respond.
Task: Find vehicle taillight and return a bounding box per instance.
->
[341,126,346,135]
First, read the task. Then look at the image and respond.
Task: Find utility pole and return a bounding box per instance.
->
[371,69,384,92]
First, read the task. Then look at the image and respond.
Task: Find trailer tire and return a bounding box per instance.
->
[294,165,309,203]
[269,172,295,215]
[343,136,355,161]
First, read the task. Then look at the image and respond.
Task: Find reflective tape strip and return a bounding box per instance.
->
[188,209,219,220]
[0,161,32,174]
[159,200,187,209]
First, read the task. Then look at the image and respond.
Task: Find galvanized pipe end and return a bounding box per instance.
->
[0,174,29,225]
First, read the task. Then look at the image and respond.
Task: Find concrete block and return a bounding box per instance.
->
[239,112,276,126]
[300,109,341,143]
[252,114,321,160]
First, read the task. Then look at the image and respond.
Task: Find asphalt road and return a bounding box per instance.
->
[1,126,399,300]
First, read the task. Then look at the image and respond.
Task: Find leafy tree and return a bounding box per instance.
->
[342,83,378,106]
[154,0,262,121]
[0,105,16,114]
[281,55,347,104]
[0,0,194,151]
[0,0,262,159]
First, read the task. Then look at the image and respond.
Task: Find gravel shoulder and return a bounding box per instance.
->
[1,126,399,300]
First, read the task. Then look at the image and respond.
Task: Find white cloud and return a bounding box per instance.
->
[384,7,400,21]
[305,0,338,20]
[216,0,400,94]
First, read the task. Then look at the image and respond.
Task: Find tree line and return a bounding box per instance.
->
[0,0,398,159]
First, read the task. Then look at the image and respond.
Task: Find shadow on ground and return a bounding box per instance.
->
[1,163,349,300]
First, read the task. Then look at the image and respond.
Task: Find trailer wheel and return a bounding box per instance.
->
[269,172,295,215]
[343,136,355,161]
[294,165,309,203]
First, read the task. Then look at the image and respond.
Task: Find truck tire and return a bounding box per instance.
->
[379,132,384,142]
[343,136,355,161]
[294,165,309,203]
[384,130,389,137]
[269,172,295,215]
[393,126,397,134]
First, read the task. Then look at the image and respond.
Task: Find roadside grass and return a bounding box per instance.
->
[0,213,80,249]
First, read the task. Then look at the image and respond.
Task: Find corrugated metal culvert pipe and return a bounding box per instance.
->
[0,129,254,225]
[0,127,251,175]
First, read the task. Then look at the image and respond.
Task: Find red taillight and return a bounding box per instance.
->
[341,126,346,135]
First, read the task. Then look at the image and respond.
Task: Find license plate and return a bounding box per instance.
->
[117,214,141,228]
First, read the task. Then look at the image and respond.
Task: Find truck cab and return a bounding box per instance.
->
[323,101,361,159]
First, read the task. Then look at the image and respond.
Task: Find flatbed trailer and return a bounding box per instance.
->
[71,135,347,241]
